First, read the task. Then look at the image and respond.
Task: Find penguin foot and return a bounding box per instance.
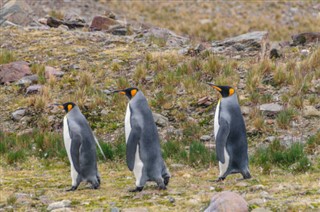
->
[158,185,167,190]
[129,186,143,192]
[215,177,225,182]
[164,176,170,186]
[66,186,77,192]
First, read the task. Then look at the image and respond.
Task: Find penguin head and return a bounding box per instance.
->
[114,87,139,99]
[55,102,76,113]
[208,83,235,98]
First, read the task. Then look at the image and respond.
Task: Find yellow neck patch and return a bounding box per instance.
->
[131,89,137,97]
[67,104,73,112]
[229,88,235,96]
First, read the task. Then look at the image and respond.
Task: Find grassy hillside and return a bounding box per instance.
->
[1,1,320,211]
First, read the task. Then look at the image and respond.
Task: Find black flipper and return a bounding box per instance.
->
[69,129,82,174]
[216,118,230,164]
[126,124,141,171]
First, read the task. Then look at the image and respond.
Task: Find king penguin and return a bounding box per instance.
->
[208,84,251,181]
[56,102,106,191]
[114,87,170,192]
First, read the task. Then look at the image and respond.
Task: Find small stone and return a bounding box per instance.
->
[152,112,169,127]
[248,198,265,205]
[251,208,272,212]
[122,208,148,212]
[38,18,48,25]
[112,59,123,64]
[265,136,275,142]
[12,109,26,121]
[236,182,248,187]
[200,135,211,142]
[178,48,189,55]
[51,208,72,212]
[183,173,191,178]
[45,66,64,79]
[205,191,248,212]
[110,208,120,212]
[170,163,184,169]
[168,196,175,203]
[47,200,71,211]
[260,103,283,113]
[195,43,206,52]
[301,49,309,56]
[15,74,38,86]
[303,106,320,118]
[26,84,43,95]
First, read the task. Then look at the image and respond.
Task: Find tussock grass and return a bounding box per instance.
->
[276,108,297,129]
[31,64,46,84]
[252,139,311,173]
[0,49,16,64]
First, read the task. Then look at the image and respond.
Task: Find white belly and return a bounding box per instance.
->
[219,148,230,177]
[124,104,131,143]
[214,100,220,138]
[124,104,144,186]
[63,116,79,186]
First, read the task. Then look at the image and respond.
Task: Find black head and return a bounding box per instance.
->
[55,102,76,113]
[207,83,235,98]
[113,87,139,99]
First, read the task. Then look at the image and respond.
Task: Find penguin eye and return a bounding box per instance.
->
[131,89,137,97]
[229,88,235,96]
[67,104,73,112]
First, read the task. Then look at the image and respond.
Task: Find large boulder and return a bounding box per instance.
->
[0,61,31,84]
[205,191,248,212]
[89,15,119,31]
[291,32,320,46]
[211,31,269,59]
[0,0,39,26]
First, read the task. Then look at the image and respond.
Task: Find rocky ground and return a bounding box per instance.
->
[0,0,320,211]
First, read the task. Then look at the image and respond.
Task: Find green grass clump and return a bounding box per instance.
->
[276,108,296,129]
[189,141,215,167]
[0,49,16,64]
[162,140,187,163]
[7,150,26,164]
[252,140,311,173]
[305,131,320,155]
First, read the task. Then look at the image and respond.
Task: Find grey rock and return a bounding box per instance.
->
[51,208,72,212]
[47,200,71,211]
[15,74,38,86]
[291,32,320,46]
[107,25,127,36]
[12,109,26,121]
[90,15,119,31]
[142,27,189,48]
[178,47,189,55]
[110,208,119,212]
[195,43,206,52]
[152,112,169,127]
[26,84,42,94]
[0,0,39,27]
[251,208,272,212]
[260,103,283,113]
[200,135,211,142]
[303,106,320,118]
[265,136,276,143]
[248,198,265,205]
[39,195,52,205]
[250,184,265,191]
[45,66,64,79]
[112,59,124,64]
[301,49,310,57]
[170,163,185,169]
[92,208,105,212]
[211,31,269,59]
[168,196,175,203]
[205,191,248,212]
[122,208,148,212]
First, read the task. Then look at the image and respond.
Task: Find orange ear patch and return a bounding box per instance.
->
[131,89,137,97]
[67,104,73,112]
[229,88,235,96]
